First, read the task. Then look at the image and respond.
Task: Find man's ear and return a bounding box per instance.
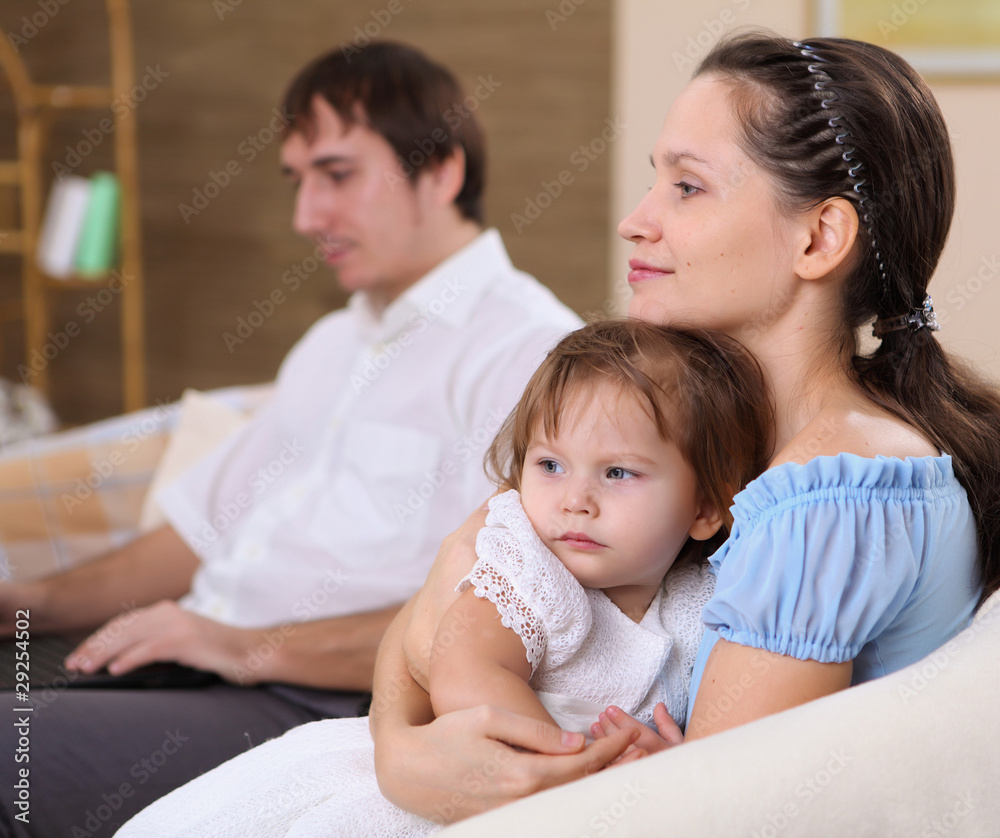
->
[794,196,859,281]
[688,498,724,542]
[419,146,467,208]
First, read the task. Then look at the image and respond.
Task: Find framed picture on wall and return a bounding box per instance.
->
[813,0,1000,77]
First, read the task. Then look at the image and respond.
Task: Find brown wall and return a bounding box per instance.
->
[0,0,611,424]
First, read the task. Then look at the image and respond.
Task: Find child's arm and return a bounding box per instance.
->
[429,587,558,728]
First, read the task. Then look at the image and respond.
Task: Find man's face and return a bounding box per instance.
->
[280,95,445,311]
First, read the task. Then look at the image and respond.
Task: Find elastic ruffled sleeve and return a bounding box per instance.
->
[703,454,966,664]
[458,490,591,675]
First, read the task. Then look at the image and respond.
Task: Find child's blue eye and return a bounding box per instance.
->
[540,459,564,474]
[606,467,635,480]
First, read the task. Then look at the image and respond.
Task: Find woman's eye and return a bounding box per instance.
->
[673,181,699,198]
[327,170,352,183]
[540,460,563,474]
[607,467,635,480]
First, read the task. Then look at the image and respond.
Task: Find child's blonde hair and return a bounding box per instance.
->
[486,319,773,558]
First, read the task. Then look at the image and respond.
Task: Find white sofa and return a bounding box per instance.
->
[443,590,1000,837]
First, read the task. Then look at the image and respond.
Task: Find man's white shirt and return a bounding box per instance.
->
[158,229,582,627]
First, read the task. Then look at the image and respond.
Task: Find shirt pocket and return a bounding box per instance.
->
[309,421,443,567]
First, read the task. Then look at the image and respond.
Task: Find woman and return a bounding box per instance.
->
[370,32,1000,823]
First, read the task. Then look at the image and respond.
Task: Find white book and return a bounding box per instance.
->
[36,175,91,278]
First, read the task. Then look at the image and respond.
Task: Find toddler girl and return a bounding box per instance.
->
[116,319,771,837]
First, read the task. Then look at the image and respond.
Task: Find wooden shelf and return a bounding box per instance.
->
[40,273,127,291]
[0,161,20,185]
[0,0,145,413]
[35,85,114,110]
[0,230,24,253]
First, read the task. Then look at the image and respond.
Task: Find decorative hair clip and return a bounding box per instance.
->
[792,42,888,291]
[872,295,941,337]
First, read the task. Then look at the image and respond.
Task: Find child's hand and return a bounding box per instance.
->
[591,703,683,764]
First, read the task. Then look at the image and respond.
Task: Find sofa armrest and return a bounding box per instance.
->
[0,384,270,582]
[442,591,1000,837]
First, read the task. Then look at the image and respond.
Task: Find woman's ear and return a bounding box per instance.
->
[794,196,859,281]
[688,499,724,542]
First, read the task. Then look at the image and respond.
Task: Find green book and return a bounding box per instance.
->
[74,171,120,278]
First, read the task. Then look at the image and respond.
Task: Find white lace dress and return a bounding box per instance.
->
[115,491,714,838]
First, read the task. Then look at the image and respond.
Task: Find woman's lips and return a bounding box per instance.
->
[627,258,673,284]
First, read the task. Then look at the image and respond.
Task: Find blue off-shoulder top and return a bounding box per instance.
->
[686,453,981,723]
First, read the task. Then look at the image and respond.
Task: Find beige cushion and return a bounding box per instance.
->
[138,389,249,532]
[443,590,1000,837]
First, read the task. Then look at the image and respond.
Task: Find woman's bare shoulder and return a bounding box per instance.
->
[772,400,938,469]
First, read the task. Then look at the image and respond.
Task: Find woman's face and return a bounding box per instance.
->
[618,75,802,340]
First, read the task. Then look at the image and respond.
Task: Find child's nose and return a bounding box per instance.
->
[562,478,597,515]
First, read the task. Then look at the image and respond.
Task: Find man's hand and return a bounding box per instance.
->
[64,599,402,689]
[65,600,251,681]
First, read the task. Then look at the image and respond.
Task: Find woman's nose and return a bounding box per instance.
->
[618,188,662,243]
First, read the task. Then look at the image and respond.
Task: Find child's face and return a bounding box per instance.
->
[519,385,720,613]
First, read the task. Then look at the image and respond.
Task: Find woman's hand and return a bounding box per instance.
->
[402,500,490,689]
[374,705,640,824]
[591,703,683,763]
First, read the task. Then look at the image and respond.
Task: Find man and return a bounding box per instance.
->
[0,42,580,835]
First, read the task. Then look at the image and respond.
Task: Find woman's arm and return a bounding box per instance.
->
[685,639,853,740]
[429,589,556,726]
[371,514,639,824]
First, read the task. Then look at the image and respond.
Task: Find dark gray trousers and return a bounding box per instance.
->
[0,684,366,838]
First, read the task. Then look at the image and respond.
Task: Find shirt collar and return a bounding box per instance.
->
[348,228,509,342]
